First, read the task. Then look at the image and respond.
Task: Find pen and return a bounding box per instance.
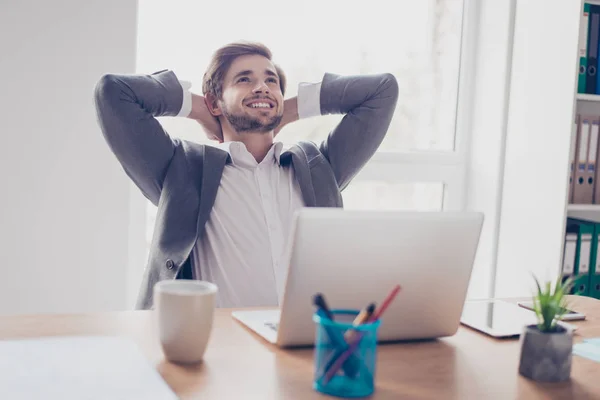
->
[313,293,334,321]
[321,284,401,384]
[344,303,376,342]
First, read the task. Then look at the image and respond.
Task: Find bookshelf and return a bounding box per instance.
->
[576,94,600,102]
[568,2,600,219]
[566,0,600,222]
[559,1,600,299]
[567,204,600,222]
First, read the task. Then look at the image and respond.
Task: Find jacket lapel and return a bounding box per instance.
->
[196,145,229,236]
[282,144,316,207]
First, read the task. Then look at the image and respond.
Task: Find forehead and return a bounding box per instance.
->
[225,54,277,82]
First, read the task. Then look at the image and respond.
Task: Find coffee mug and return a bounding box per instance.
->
[153,280,218,364]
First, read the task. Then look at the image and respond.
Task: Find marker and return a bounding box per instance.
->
[313,293,335,321]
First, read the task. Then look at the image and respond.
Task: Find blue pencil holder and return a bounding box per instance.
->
[312,309,380,398]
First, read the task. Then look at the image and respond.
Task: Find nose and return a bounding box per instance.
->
[252,80,270,94]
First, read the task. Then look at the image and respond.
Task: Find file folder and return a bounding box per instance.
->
[576,231,592,296]
[573,116,593,203]
[590,116,600,204]
[591,231,600,299]
[588,119,599,202]
[579,3,590,93]
[569,115,579,203]
[566,218,594,296]
[586,5,600,94]
[562,231,577,282]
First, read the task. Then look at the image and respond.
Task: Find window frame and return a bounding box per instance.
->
[350,0,478,213]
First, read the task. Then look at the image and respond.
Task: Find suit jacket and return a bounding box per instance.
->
[94,69,399,309]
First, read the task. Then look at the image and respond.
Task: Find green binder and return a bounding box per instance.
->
[589,225,600,300]
[565,218,594,296]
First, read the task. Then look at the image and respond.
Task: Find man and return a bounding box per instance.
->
[94,42,398,309]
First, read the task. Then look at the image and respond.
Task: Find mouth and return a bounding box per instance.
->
[245,99,276,110]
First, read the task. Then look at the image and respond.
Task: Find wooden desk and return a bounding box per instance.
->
[0,296,599,399]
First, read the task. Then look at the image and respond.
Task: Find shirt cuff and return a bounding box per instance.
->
[177,80,193,117]
[297,81,322,119]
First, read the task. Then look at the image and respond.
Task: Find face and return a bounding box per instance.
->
[215,54,284,133]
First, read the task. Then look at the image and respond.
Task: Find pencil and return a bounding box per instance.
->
[344,303,376,342]
[367,284,401,323]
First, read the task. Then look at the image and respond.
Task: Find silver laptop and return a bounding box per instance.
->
[232,208,484,347]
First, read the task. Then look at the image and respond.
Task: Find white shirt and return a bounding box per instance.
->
[177,78,323,308]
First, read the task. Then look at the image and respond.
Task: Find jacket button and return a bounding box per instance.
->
[165,259,175,270]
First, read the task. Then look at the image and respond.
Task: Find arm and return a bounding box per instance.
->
[94,70,186,205]
[318,73,399,190]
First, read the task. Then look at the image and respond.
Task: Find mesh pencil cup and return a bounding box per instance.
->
[312,309,380,398]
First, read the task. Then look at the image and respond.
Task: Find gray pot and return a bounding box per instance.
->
[518,324,573,382]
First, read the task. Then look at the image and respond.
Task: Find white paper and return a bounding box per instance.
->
[0,336,178,400]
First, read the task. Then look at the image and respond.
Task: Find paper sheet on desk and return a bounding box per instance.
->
[583,337,600,346]
[573,338,600,363]
[0,336,178,400]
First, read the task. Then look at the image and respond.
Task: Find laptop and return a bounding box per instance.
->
[231,208,484,347]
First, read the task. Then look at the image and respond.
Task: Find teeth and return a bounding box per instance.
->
[250,102,271,108]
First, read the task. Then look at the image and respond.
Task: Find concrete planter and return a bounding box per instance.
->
[518,324,573,382]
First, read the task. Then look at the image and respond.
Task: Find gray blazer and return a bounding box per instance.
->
[94,69,398,309]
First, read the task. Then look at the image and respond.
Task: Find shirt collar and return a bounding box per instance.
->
[215,141,284,168]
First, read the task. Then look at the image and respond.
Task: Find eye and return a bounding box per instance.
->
[267,77,278,84]
[237,77,250,83]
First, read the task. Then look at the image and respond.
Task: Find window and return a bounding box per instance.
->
[136,0,475,288]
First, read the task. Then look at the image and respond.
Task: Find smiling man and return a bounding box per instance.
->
[211,60,283,137]
[94,41,399,309]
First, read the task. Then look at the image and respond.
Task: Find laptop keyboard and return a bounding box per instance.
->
[264,322,279,331]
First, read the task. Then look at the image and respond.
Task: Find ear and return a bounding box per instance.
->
[204,93,223,117]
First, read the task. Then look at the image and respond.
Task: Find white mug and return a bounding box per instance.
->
[153,280,218,364]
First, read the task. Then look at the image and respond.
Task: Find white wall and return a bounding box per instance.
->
[0,0,138,315]
[494,0,581,297]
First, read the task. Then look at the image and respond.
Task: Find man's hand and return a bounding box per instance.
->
[188,93,223,142]
[274,97,299,137]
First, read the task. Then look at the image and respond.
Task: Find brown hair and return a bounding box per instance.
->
[202,41,287,99]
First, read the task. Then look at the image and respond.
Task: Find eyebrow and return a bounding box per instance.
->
[232,69,279,81]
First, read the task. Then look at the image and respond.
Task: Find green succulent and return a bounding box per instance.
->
[532,275,574,333]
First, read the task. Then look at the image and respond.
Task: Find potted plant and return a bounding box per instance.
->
[518,275,574,382]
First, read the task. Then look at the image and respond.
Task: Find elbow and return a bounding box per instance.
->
[381,73,399,104]
[372,73,399,117]
[94,73,122,105]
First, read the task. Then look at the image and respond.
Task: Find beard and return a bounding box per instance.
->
[222,105,282,133]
